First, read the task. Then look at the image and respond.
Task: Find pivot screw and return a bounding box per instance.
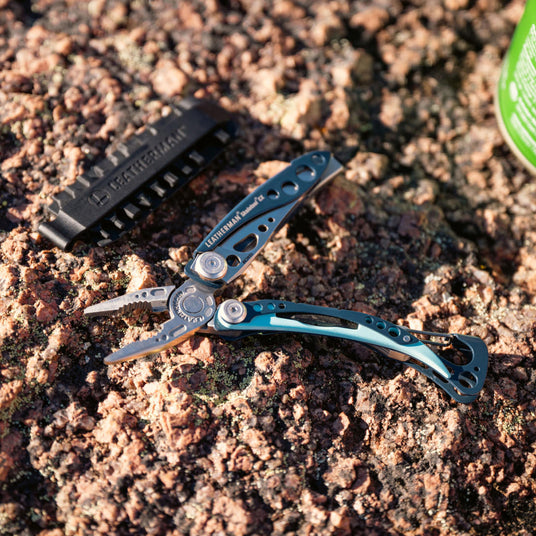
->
[220,299,247,324]
[193,252,228,281]
[181,295,204,315]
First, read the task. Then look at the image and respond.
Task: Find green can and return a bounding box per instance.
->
[496,0,536,173]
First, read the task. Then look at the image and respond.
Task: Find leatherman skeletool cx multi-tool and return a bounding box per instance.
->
[85,151,488,403]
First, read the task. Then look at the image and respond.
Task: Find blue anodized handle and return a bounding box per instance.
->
[213,300,451,379]
[211,299,488,403]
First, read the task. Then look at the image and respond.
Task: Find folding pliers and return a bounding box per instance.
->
[85,152,488,403]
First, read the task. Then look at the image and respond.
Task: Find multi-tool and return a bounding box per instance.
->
[85,151,488,403]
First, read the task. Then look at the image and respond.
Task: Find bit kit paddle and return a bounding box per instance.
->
[39,98,237,250]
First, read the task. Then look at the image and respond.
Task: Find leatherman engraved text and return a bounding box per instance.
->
[204,195,265,248]
[39,99,236,250]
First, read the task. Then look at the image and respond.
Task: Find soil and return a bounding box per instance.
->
[1,1,535,535]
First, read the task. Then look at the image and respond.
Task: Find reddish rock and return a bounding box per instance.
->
[150,59,188,97]
[0,1,533,534]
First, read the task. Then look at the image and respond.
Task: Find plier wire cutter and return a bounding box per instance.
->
[85,152,488,403]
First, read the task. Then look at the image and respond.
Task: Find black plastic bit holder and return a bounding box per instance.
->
[38,98,237,250]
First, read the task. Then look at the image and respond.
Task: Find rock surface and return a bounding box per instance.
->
[1,0,535,534]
